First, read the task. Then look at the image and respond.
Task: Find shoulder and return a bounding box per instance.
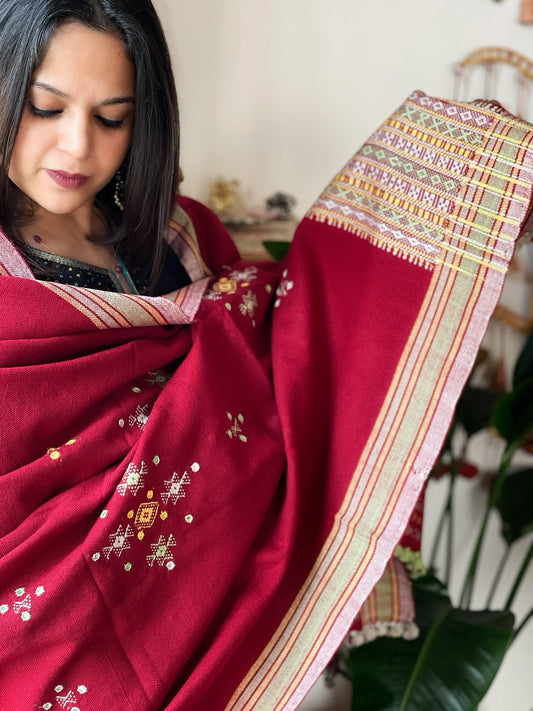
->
[175,195,240,272]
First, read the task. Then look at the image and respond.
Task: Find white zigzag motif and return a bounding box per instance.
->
[316,198,440,256]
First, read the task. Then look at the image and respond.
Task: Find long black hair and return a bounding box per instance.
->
[0,0,180,289]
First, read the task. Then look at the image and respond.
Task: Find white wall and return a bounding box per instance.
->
[152,2,533,709]
[154,0,533,215]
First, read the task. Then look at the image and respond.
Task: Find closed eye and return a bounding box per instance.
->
[27,103,61,119]
[27,102,125,130]
[96,116,124,130]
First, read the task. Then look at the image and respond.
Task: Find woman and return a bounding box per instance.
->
[1,1,531,709]
[0,0,194,295]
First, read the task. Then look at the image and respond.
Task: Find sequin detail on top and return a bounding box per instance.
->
[21,245,144,293]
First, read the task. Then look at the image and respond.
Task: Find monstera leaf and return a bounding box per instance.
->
[345,583,514,711]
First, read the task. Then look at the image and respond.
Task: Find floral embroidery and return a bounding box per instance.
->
[102,524,134,559]
[146,534,177,569]
[275,269,294,307]
[93,459,200,571]
[145,370,169,388]
[205,267,259,302]
[212,276,238,294]
[128,404,150,430]
[46,439,77,460]
[0,585,45,623]
[204,289,223,301]
[239,290,258,325]
[226,412,248,443]
[39,683,88,710]
[116,461,147,496]
[228,265,258,282]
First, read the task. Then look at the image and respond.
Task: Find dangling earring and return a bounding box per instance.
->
[114,168,125,211]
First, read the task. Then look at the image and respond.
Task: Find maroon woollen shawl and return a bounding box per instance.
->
[1,91,532,710]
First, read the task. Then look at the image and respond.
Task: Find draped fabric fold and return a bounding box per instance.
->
[1,91,532,710]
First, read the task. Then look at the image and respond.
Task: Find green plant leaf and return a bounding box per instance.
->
[495,468,533,544]
[262,240,291,261]
[455,385,503,437]
[345,586,514,711]
[513,330,533,387]
[492,376,533,445]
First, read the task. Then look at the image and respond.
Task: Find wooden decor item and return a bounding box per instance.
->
[520,0,533,24]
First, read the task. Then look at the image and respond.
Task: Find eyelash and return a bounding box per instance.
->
[27,102,125,130]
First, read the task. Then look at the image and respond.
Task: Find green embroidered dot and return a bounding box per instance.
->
[21,611,31,622]
[14,588,25,597]
[185,514,194,524]
[225,303,232,311]
[132,386,142,393]
[118,419,125,428]
[153,455,161,466]
[0,605,9,615]
[124,563,133,572]
[265,284,273,293]
[35,586,45,597]
[100,510,108,519]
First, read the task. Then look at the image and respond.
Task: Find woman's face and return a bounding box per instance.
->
[8,22,135,218]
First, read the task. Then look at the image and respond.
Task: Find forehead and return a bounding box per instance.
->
[34,22,135,98]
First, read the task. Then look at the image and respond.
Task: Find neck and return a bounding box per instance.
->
[20,204,117,271]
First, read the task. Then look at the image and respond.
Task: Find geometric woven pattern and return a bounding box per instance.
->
[308,90,533,274]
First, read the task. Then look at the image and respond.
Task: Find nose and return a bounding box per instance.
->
[58,112,93,160]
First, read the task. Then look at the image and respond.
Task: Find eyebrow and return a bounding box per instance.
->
[30,80,135,106]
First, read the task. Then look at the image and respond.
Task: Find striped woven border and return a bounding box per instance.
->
[226,91,533,710]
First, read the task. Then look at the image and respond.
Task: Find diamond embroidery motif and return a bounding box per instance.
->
[135,502,160,529]
[56,689,77,708]
[161,471,190,505]
[102,524,134,559]
[39,683,88,711]
[12,593,32,621]
[146,534,177,568]
[117,461,147,497]
[128,404,150,430]
[1,585,46,623]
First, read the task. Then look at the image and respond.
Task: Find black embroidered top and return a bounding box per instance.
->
[22,242,190,296]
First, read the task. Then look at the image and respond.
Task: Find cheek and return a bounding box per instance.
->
[10,121,50,172]
[102,133,132,172]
